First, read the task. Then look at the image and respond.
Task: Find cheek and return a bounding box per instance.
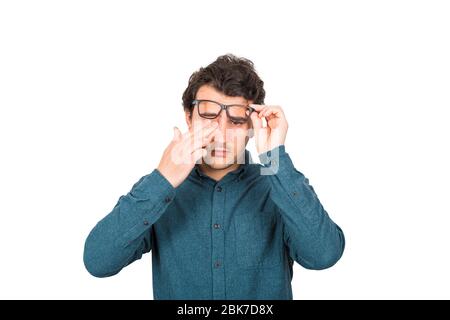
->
[226,128,250,147]
[235,127,250,140]
[190,114,212,130]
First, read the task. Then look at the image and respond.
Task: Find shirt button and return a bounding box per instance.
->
[213,223,220,229]
[214,261,221,268]
[164,196,172,203]
[216,186,222,192]
[143,220,149,226]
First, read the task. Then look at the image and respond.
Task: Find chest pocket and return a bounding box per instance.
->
[234,210,282,269]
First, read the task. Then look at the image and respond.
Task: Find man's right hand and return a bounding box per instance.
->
[157,121,219,188]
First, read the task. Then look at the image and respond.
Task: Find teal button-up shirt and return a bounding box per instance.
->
[84,145,345,299]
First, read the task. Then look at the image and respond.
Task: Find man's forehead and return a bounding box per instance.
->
[196,85,250,105]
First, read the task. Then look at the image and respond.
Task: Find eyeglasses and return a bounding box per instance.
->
[192,99,255,124]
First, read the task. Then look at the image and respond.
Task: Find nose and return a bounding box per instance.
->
[211,111,229,143]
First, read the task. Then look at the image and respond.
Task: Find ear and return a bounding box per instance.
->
[185,110,192,130]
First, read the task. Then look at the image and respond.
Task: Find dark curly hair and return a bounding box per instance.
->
[182,54,265,116]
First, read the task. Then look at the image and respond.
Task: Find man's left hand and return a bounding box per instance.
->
[250,104,288,154]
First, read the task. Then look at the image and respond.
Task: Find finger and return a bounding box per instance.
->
[258,107,269,118]
[173,126,182,142]
[197,125,219,147]
[250,112,262,132]
[191,147,207,164]
[185,120,217,141]
[184,125,219,155]
[262,108,274,118]
[192,122,219,143]
[251,104,278,117]
[189,126,219,153]
[188,119,213,135]
[249,104,265,112]
[260,107,281,119]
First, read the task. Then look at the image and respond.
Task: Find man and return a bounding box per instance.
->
[83,54,345,299]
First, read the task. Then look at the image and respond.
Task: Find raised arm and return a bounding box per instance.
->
[260,145,345,269]
[83,169,175,277]
[84,121,219,277]
[250,104,344,269]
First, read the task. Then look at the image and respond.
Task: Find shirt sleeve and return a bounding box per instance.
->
[259,145,345,270]
[83,169,175,277]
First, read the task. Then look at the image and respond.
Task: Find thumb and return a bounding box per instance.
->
[173,126,182,141]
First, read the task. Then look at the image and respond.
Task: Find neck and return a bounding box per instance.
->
[197,163,241,182]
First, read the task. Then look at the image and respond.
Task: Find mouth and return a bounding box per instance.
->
[211,149,228,158]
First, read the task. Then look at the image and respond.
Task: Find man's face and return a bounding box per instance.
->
[186,85,253,170]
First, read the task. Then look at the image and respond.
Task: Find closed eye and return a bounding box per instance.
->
[202,113,218,118]
[230,118,247,125]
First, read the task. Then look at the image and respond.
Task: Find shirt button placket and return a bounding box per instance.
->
[211,184,226,299]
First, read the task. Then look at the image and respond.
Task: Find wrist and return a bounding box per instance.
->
[156,166,176,188]
[258,145,286,165]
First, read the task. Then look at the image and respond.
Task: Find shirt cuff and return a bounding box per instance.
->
[260,146,315,210]
[129,168,176,203]
[116,169,176,247]
[258,145,286,166]
[258,145,296,176]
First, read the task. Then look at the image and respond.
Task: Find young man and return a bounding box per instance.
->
[83,54,345,299]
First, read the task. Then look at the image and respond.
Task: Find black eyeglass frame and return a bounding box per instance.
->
[191,99,255,124]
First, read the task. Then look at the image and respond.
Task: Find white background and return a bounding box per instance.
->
[1,1,449,299]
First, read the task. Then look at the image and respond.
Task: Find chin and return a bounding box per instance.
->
[209,163,234,170]
[203,155,236,169]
